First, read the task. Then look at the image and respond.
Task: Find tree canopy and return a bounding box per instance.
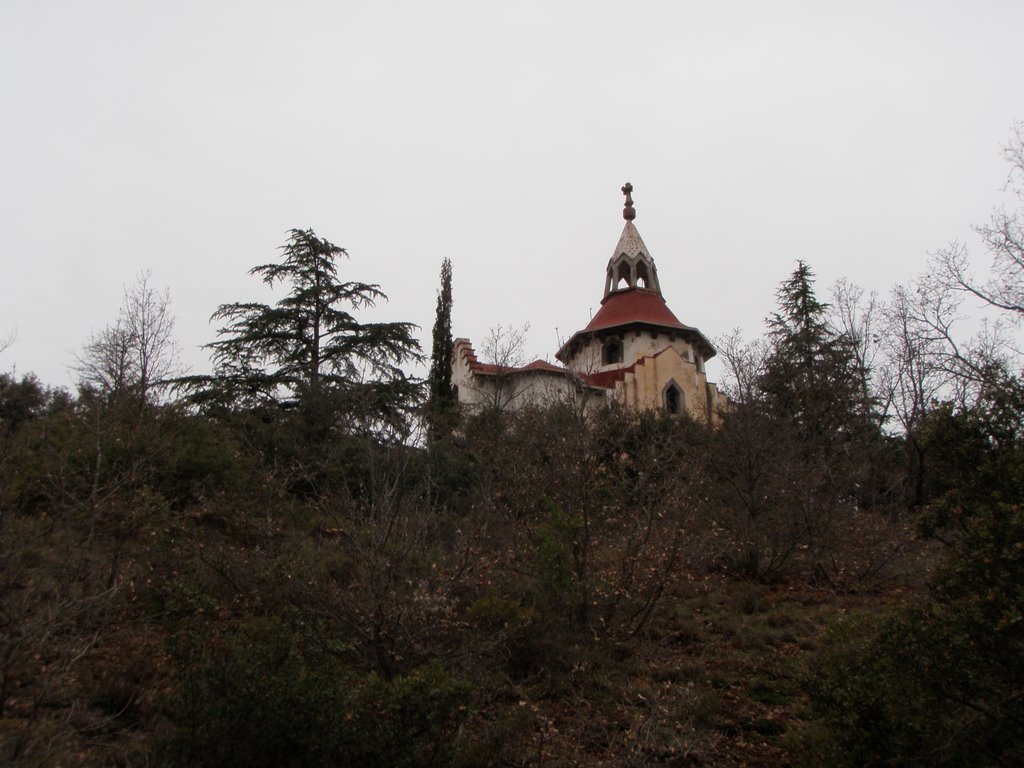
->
[759,261,874,444]
[191,229,422,433]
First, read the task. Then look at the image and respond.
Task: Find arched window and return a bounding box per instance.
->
[636,261,650,289]
[615,262,631,290]
[663,381,684,415]
[603,337,623,365]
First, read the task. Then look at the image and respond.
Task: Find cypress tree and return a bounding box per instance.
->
[426,258,455,439]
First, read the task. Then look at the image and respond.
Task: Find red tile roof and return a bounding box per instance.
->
[556,288,716,363]
[469,359,565,377]
[454,339,568,378]
[518,359,565,373]
[584,289,686,333]
[584,364,633,389]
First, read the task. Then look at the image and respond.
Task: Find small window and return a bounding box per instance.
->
[664,381,684,415]
[603,338,623,365]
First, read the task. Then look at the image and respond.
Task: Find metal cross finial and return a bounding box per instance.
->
[621,182,636,221]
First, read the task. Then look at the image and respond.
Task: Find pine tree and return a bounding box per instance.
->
[426,258,455,440]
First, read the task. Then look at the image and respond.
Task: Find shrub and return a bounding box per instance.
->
[165,617,468,768]
[807,504,1024,766]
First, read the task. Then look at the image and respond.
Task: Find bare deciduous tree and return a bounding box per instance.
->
[0,328,14,357]
[715,329,768,407]
[830,278,886,420]
[479,322,530,413]
[906,264,1014,407]
[917,123,1024,402]
[935,123,1024,321]
[75,272,181,404]
[880,285,946,430]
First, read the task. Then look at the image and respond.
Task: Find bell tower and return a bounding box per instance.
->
[602,182,662,297]
[452,181,728,422]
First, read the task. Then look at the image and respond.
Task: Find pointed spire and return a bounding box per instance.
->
[622,182,636,221]
[604,182,661,298]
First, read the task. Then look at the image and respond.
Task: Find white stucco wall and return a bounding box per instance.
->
[454,334,727,422]
[565,330,696,375]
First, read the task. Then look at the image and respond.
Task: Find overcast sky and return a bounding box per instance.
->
[3,1,1023,389]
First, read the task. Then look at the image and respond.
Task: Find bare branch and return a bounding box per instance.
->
[714,329,767,406]
[73,272,182,404]
[932,124,1024,322]
[830,278,887,420]
[0,327,14,356]
[479,322,531,412]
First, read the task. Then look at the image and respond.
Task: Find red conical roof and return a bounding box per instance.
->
[584,288,686,333]
[556,287,715,363]
[555,184,716,365]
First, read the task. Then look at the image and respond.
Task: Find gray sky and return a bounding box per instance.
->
[2,0,1023,389]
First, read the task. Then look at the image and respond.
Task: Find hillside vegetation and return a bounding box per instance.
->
[2,133,1024,766]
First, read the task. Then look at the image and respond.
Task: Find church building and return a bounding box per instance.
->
[452,184,729,422]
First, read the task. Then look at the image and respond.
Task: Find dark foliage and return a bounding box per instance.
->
[166,618,468,768]
[426,258,455,441]
[183,228,422,436]
[809,373,1024,765]
[709,263,895,583]
[760,261,877,446]
[8,204,1024,765]
[0,372,49,435]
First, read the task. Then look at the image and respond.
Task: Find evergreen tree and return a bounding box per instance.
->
[190,229,422,435]
[759,261,872,446]
[742,262,887,569]
[426,258,455,440]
